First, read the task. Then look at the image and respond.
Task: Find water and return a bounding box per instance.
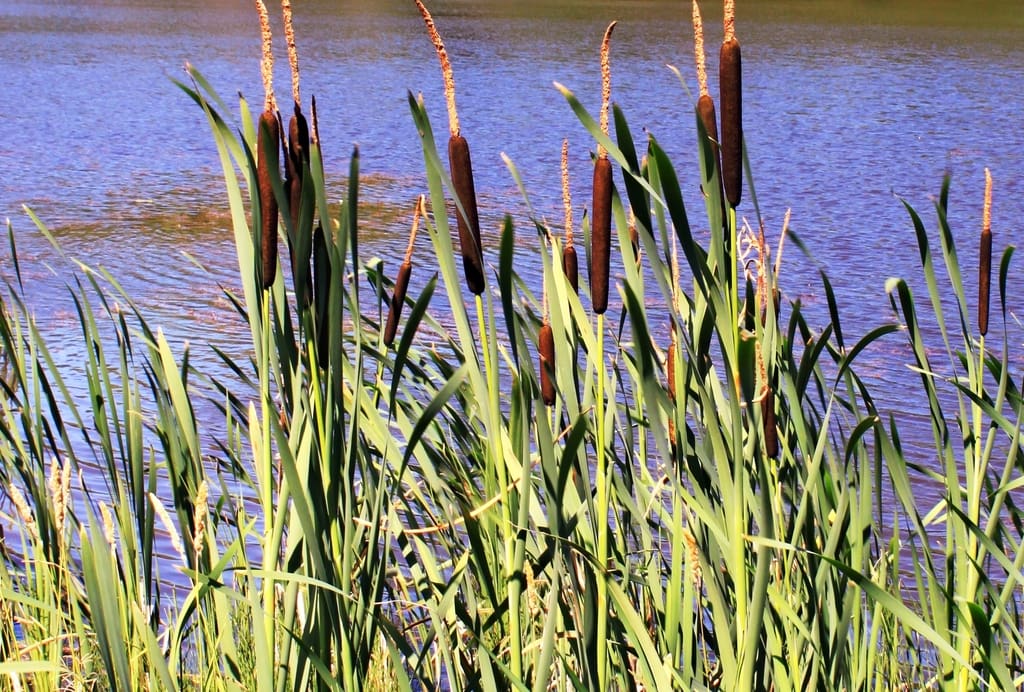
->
[2,0,1023,511]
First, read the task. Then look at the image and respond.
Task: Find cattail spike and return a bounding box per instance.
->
[724,0,736,42]
[255,0,276,113]
[979,168,992,336]
[282,0,301,106]
[539,323,556,406]
[591,157,613,314]
[310,95,320,148]
[693,1,709,98]
[762,388,778,458]
[414,0,460,137]
[598,21,617,156]
[257,110,281,289]
[449,134,485,294]
[562,139,574,246]
[719,32,742,208]
[561,139,579,293]
[384,197,423,347]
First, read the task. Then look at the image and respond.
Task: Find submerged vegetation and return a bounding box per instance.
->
[1,1,1022,689]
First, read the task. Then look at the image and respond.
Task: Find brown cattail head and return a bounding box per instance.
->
[719,0,742,210]
[257,110,281,289]
[287,106,309,194]
[385,261,413,347]
[286,105,312,305]
[563,244,580,294]
[762,387,778,458]
[384,198,422,347]
[590,156,613,314]
[539,322,556,406]
[448,134,485,295]
[979,168,993,336]
[313,223,330,362]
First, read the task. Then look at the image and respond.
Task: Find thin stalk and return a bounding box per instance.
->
[595,312,609,689]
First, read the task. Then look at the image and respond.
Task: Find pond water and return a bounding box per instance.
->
[1,0,1023,516]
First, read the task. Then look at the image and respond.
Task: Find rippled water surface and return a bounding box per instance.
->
[2,0,1023,512]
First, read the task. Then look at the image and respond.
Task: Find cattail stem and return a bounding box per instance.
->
[979,168,992,336]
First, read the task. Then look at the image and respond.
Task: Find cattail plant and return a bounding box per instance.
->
[255,0,280,290]
[591,21,616,315]
[719,0,742,209]
[979,168,992,336]
[282,0,313,306]
[415,0,485,296]
[384,196,423,347]
[561,138,579,293]
[693,0,725,220]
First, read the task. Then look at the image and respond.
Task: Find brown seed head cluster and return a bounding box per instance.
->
[979,168,993,336]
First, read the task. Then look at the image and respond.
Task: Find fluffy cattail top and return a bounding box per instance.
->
[282,0,300,106]
[693,0,709,98]
[598,21,617,158]
[256,0,277,113]
[414,0,460,137]
[562,139,574,247]
[724,0,736,42]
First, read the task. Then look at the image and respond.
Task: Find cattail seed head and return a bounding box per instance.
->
[561,139,579,293]
[590,156,613,314]
[313,223,330,363]
[539,323,556,406]
[762,387,778,458]
[287,105,312,306]
[719,31,742,208]
[385,197,422,347]
[448,134,485,295]
[563,244,579,294]
[257,109,281,289]
[385,261,413,347]
[979,168,993,336]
